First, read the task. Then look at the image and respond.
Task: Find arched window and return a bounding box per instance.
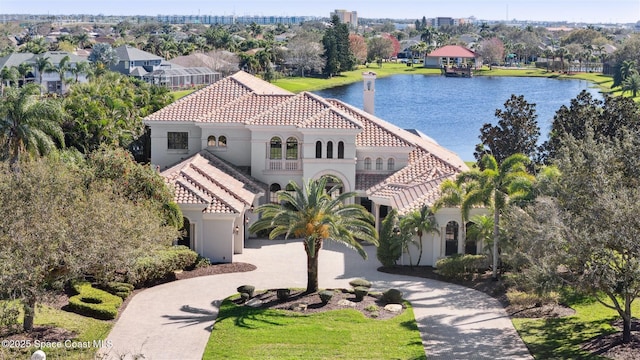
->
[315,141,322,158]
[286,137,298,160]
[218,135,227,147]
[321,175,343,199]
[326,141,333,159]
[207,135,216,147]
[364,157,371,170]
[285,183,296,192]
[445,221,459,256]
[387,158,395,170]
[337,141,344,159]
[269,183,281,203]
[269,137,282,159]
[375,157,383,170]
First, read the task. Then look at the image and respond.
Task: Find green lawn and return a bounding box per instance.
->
[0,301,112,360]
[203,295,426,360]
[513,290,640,359]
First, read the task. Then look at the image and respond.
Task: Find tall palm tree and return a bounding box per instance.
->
[56,55,71,90]
[70,61,91,83]
[0,83,65,172]
[250,177,378,293]
[16,62,33,85]
[458,154,534,279]
[34,56,54,93]
[400,205,439,266]
[467,214,494,264]
[0,66,18,95]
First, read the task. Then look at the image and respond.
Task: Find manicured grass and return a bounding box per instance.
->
[513,290,640,359]
[273,63,441,93]
[172,89,196,100]
[203,295,426,359]
[0,301,112,360]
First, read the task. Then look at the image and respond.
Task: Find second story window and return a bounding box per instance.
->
[168,132,188,150]
[387,158,395,170]
[270,137,282,159]
[286,137,298,160]
[338,141,344,159]
[315,141,322,158]
[376,157,383,170]
[327,141,333,159]
[207,136,216,147]
[218,135,227,147]
[364,157,371,170]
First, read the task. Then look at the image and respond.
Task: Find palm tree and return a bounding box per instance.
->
[70,61,91,83]
[555,47,568,73]
[458,154,534,279]
[16,62,33,85]
[622,70,640,98]
[467,214,494,264]
[250,177,378,293]
[56,55,71,90]
[435,177,482,256]
[34,56,54,93]
[400,205,439,266]
[0,66,18,95]
[0,83,65,172]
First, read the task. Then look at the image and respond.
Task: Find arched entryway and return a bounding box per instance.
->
[464,221,477,254]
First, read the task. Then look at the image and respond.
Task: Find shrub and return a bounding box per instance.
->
[507,290,560,308]
[364,304,379,312]
[0,301,21,336]
[319,290,334,305]
[240,293,251,303]
[128,246,199,287]
[349,278,371,289]
[382,289,403,304]
[276,288,291,301]
[237,285,255,298]
[194,255,211,269]
[353,286,369,301]
[435,254,487,281]
[103,282,134,300]
[68,281,123,320]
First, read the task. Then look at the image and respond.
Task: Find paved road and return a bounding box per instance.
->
[100,239,532,359]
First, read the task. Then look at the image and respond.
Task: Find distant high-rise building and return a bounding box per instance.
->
[435,17,454,27]
[332,9,358,28]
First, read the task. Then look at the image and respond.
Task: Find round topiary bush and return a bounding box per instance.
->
[319,290,334,305]
[353,286,369,301]
[382,288,404,304]
[240,292,251,303]
[349,278,372,289]
[237,285,255,298]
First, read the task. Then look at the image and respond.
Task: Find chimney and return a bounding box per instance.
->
[362,71,376,115]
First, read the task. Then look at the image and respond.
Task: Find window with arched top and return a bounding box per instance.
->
[326,141,333,159]
[207,135,216,147]
[269,183,281,203]
[286,137,298,160]
[337,141,344,159]
[387,158,395,170]
[364,157,371,170]
[445,221,459,256]
[285,183,296,192]
[315,141,322,158]
[270,137,282,159]
[218,135,227,147]
[376,157,383,170]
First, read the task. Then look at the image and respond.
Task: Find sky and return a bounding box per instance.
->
[1,0,639,24]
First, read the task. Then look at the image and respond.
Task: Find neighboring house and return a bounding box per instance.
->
[424,45,480,69]
[145,71,480,265]
[0,51,89,94]
[110,45,220,90]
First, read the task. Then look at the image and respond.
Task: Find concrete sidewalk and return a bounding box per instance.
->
[100,239,532,359]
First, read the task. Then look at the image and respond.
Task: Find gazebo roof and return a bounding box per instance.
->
[427,45,477,58]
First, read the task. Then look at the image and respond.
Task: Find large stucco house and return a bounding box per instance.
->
[145,71,483,265]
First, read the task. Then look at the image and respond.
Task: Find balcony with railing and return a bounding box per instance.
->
[266,159,301,171]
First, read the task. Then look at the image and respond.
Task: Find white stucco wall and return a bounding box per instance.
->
[149,123,202,169]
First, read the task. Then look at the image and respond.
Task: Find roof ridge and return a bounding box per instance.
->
[200,149,266,193]
[181,166,244,213]
[188,163,250,208]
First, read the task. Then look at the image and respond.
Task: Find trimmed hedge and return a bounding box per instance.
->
[353,286,369,301]
[435,254,488,281]
[382,289,404,304]
[129,245,199,287]
[103,282,134,300]
[68,281,123,320]
[319,290,334,305]
[349,278,372,289]
[237,285,255,298]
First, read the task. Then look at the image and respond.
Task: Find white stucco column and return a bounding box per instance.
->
[372,202,380,232]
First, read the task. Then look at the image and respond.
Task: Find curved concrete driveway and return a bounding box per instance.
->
[100,239,532,359]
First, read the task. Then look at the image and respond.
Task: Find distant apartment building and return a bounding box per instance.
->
[434,17,454,27]
[155,14,313,25]
[332,9,358,28]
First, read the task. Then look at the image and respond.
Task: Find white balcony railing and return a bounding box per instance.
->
[267,160,300,171]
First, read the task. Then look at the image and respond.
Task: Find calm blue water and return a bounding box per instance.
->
[314,75,602,161]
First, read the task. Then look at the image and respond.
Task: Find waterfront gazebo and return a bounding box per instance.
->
[424,45,480,69]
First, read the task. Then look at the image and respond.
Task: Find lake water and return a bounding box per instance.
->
[314,75,602,161]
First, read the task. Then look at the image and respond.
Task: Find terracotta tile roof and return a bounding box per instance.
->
[427,45,477,59]
[248,92,361,130]
[203,93,291,123]
[162,150,266,214]
[327,99,412,148]
[145,71,292,122]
